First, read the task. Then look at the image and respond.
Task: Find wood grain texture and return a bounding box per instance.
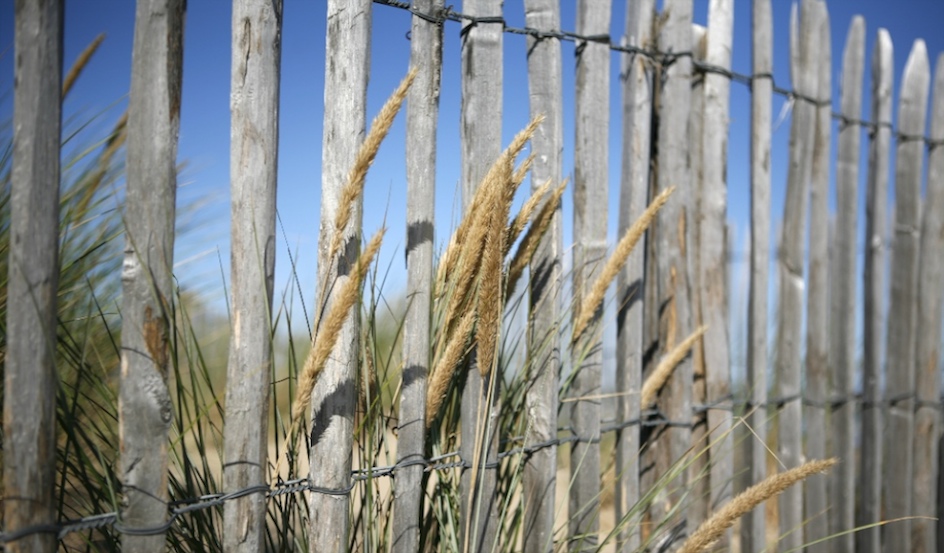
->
[615,1,655,550]
[775,2,819,549]
[392,1,442,552]
[857,28,892,553]
[310,1,370,550]
[699,1,734,544]
[744,2,772,551]
[828,16,864,553]
[119,1,185,550]
[3,1,62,551]
[223,1,282,551]
[883,39,930,553]
[569,1,611,549]
[803,5,831,550]
[459,1,502,551]
[651,0,694,538]
[523,0,564,551]
[911,50,943,553]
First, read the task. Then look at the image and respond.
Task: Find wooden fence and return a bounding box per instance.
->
[2,0,944,552]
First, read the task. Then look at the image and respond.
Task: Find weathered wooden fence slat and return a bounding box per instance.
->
[857,26,893,553]
[615,0,655,550]
[700,1,734,542]
[522,0,564,551]
[4,1,63,552]
[913,51,944,553]
[222,1,282,551]
[459,2,502,551]
[829,16,865,553]
[119,1,185,551]
[392,1,443,552]
[775,1,820,548]
[569,1,611,549]
[651,0,695,535]
[884,38,930,553]
[804,4,831,550]
[744,2,773,551]
[688,22,709,533]
[311,1,371,551]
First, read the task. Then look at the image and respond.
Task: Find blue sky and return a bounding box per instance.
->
[1,1,943,356]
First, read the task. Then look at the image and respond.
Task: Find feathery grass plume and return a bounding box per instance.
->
[506,152,535,207]
[426,309,477,426]
[63,34,106,98]
[504,178,552,256]
[505,179,567,300]
[641,325,707,407]
[435,115,544,298]
[572,186,675,343]
[678,458,838,553]
[474,163,514,377]
[292,228,385,422]
[327,67,417,263]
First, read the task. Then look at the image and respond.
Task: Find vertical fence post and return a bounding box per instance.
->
[311,1,371,551]
[459,2,502,552]
[119,1,185,550]
[699,2,735,538]
[650,0,694,539]
[913,52,944,553]
[858,27,892,553]
[3,2,63,552]
[615,1,655,550]
[223,1,282,551]
[774,2,819,548]
[569,1,611,549]
[522,1,564,551]
[829,16,865,553]
[688,22,709,533]
[744,2,772,551]
[392,2,443,552]
[884,39,931,553]
[803,4,831,549]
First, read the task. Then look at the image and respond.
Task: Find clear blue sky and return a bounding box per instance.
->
[1,1,943,349]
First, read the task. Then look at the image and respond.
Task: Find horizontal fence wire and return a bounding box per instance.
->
[6,0,943,547]
[375,0,944,148]
[2,392,941,544]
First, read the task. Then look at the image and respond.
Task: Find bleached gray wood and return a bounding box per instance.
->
[912,51,944,553]
[223,1,282,551]
[699,2,734,542]
[119,1,185,551]
[651,0,694,534]
[311,1,370,551]
[522,1,563,551]
[459,1,502,551]
[743,2,772,551]
[3,1,62,551]
[569,2,611,549]
[775,2,819,549]
[615,1,655,550]
[883,39,930,553]
[688,22,709,535]
[857,28,892,553]
[828,16,864,553]
[392,2,442,552]
[803,5,830,550]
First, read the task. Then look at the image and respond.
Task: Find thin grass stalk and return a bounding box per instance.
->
[641,325,707,407]
[292,228,384,422]
[505,180,567,299]
[426,309,477,425]
[62,33,105,98]
[678,458,838,553]
[572,186,674,343]
[327,68,416,265]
